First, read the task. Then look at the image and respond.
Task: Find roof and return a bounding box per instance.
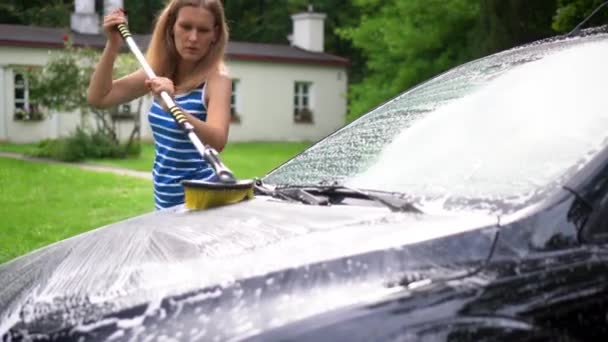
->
[0,24,349,67]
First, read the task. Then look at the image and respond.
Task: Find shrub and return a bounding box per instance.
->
[33,139,69,160]
[87,130,125,159]
[32,127,139,162]
[124,141,142,157]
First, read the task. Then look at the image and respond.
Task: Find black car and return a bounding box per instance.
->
[2,27,608,342]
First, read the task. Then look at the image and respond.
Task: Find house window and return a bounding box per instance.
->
[111,102,136,121]
[14,73,28,111]
[230,79,240,123]
[120,103,131,114]
[294,81,313,123]
[13,72,42,121]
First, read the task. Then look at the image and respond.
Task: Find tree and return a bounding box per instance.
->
[476,0,557,56]
[0,0,72,27]
[24,37,143,159]
[123,0,166,34]
[223,1,366,83]
[553,0,608,32]
[287,0,367,83]
[223,0,293,44]
[339,0,480,120]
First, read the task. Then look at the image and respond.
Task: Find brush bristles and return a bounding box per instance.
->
[184,186,254,210]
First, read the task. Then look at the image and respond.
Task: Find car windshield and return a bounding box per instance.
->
[264,33,608,213]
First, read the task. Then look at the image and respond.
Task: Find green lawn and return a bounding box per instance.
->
[0,158,153,264]
[0,142,39,155]
[93,141,310,178]
[0,141,310,264]
[0,141,310,179]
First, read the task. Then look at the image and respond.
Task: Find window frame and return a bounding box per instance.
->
[14,72,30,112]
[12,70,43,121]
[293,81,313,123]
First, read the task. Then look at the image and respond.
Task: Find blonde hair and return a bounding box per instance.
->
[146,0,229,92]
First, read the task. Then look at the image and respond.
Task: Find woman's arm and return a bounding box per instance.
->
[186,71,232,152]
[144,70,232,151]
[88,66,148,109]
[87,9,148,108]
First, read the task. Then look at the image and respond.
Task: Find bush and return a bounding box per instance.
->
[33,139,69,160]
[124,141,142,157]
[86,130,125,159]
[32,127,139,162]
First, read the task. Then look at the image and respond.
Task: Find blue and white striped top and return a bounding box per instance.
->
[148,83,216,209]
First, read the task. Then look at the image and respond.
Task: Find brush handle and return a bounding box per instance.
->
[116,23,236,183]
[116,24,187,130]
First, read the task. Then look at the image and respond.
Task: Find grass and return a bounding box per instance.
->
[0,141,311,179]
[222,141,311,178]
[93,141,310,179]
[0,141,310,264]
[0,158,153,264]
[0,142,38,155]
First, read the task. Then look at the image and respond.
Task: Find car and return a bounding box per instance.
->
[2,25,608,342]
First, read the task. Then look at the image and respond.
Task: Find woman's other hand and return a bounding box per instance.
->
[102,8,127,49]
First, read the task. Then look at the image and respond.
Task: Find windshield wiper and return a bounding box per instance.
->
[307,185,422,213]
[256,181,422,213]
[253,180,330,206]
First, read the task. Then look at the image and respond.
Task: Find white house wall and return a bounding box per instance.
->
[0,67,6,140]
[0,45,347,144]
[0,47,78,143]
[115,95,154,142]
[0,46,147,143]
[1,47,52,142]
[0,46,53,66]
[2,66,74,143]
[226,60,347,142]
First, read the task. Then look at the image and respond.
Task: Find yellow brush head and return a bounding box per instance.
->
[182,179,255,210]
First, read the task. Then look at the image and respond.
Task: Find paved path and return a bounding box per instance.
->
[0,151,152,180]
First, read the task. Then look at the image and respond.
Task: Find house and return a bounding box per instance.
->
[0,0,349,144]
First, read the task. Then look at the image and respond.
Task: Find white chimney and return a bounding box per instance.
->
[289,5,326,52]
[71,0,100,34]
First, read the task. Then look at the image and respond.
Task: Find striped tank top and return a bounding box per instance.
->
[148,83,216,209]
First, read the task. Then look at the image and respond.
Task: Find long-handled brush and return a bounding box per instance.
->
[116,23,254,209]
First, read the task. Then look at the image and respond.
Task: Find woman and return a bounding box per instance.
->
[87,0,232,210]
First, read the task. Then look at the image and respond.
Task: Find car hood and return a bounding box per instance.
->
[0,196,499,339]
